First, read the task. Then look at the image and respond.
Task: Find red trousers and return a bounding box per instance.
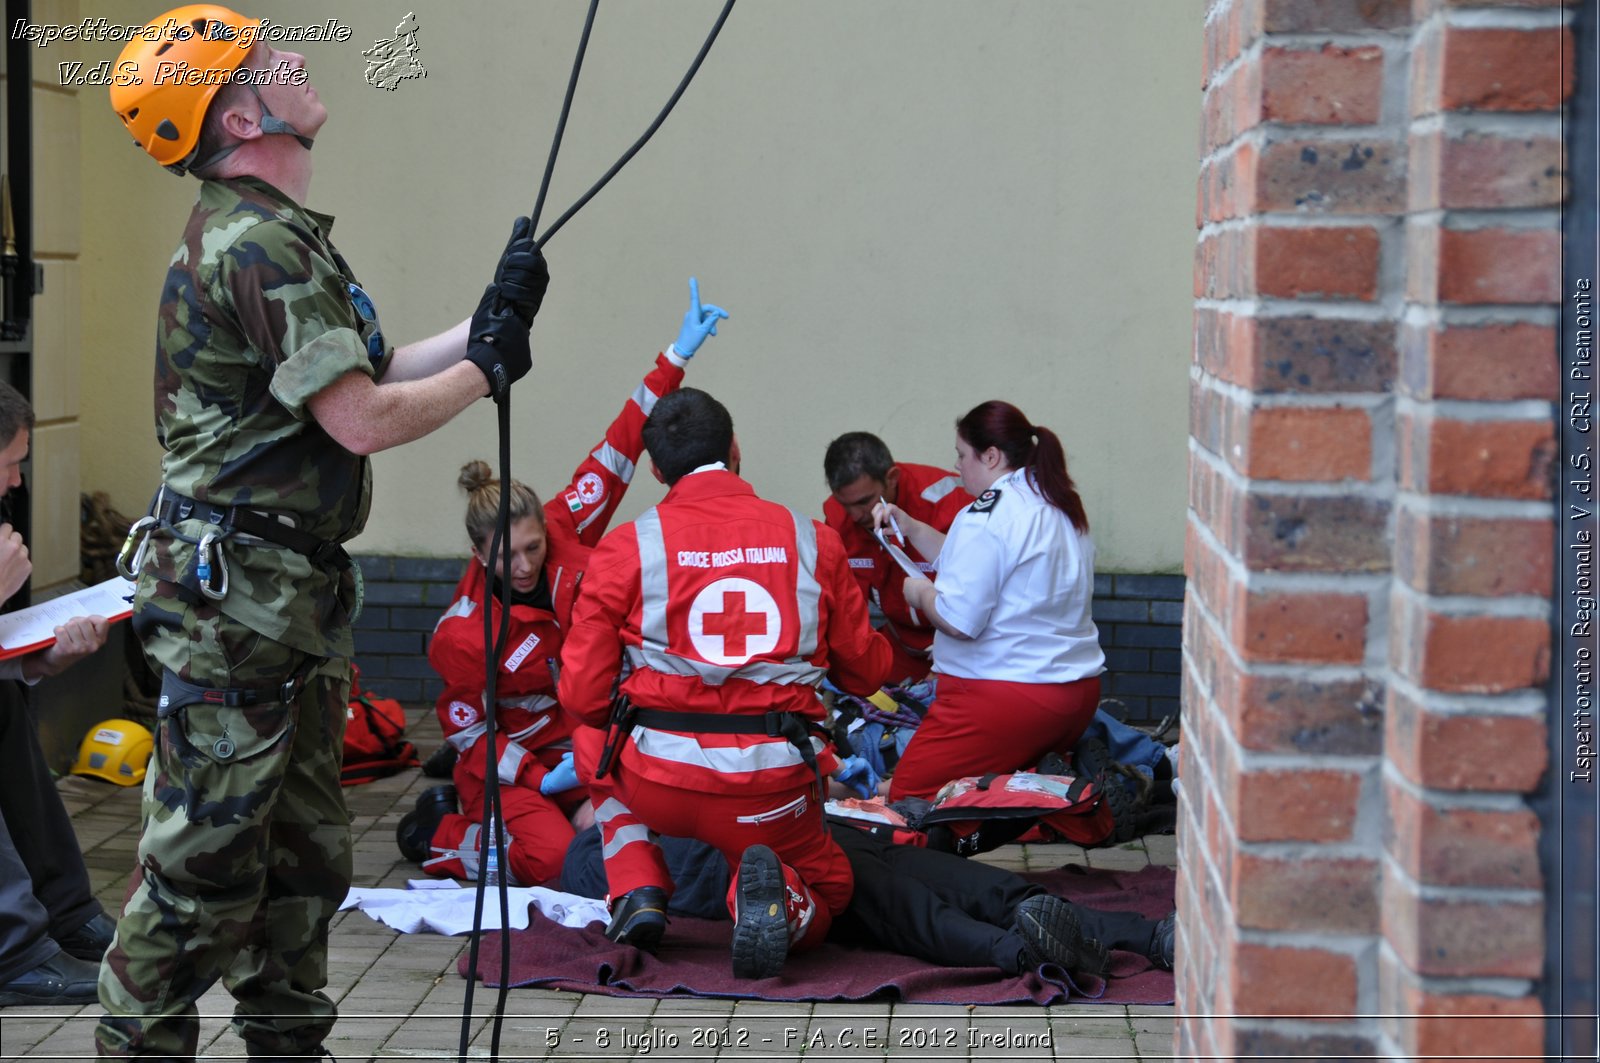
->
[606,772,852,952]
[424,743,582,886]
[888,673,1101,801]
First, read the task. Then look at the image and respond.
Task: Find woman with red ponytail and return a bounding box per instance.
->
[873,400,1103,801]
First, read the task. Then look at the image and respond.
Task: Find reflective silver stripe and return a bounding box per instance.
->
[632,380,661,417]
[504,715,551,743]
[498,694,558,712]
[633,726,820,773]
[593,797,632,826]
[498,743,529,784]
[447,722,486,752]
[592,441,637,485]
[624,644,825,688]
[435,595,477,631]
[920,475,962,503]
[603,824,653,859]
[636,508,671,652]
[788,508,820,659]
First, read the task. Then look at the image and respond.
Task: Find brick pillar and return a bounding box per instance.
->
[1185,0,1568,1058]
[1377,1,1569,1058]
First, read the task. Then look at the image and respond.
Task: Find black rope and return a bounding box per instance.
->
[459,3,736,1058]
[534,0,737,250]
[460,4,598,1060]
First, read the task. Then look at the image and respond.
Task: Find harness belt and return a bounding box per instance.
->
[152,489,349,569]
[155,654,321,718]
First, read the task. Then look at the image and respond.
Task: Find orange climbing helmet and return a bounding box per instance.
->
[109,5,261,172]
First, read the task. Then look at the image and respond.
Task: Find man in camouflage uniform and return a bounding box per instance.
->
[97,8,549,1059]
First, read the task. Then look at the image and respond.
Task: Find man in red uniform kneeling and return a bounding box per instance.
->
[560,388,892,979]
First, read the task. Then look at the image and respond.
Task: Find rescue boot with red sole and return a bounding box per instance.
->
[731,845,789,980]
[605,886,669,954]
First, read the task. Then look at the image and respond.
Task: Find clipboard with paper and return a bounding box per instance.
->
[873,527,927,582]
[0,576,136,660]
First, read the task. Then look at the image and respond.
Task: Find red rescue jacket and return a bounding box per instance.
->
[560,469,893,794]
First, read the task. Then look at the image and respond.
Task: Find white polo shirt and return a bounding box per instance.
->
[930,468,1105,684]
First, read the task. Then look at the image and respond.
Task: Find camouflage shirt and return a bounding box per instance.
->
[142,176,394,662]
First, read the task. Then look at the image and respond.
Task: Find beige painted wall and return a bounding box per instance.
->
[71,0,1197,571]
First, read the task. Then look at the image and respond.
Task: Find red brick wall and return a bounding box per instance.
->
[1184,0,1567,1056]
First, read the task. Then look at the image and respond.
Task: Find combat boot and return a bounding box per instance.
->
[605,886,669,953]
[396,785,458,863]
[421,743,458,779]
[730,845,792,980]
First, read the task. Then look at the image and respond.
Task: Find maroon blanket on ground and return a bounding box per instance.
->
[459,863,1175,1007]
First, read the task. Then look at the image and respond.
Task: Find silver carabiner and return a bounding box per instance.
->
[196,532,229,601]
[116,516,159,581]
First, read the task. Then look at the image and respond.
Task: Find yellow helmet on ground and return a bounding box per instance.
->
[72,719,155,786]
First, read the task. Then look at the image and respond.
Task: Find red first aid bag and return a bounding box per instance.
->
[920,771,1114,854]
[341,666,419,786]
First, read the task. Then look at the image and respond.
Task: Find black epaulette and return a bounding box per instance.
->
[969,488,1001,514]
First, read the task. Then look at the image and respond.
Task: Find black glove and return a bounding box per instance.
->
[466,287,532,401]
[492,216,549,325]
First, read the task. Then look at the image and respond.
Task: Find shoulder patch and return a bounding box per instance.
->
[565,491,584,513]
[969,488,1002,514]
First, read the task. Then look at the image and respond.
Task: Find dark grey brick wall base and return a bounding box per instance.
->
[1091,572,1184,725]
[352,555,1185,725]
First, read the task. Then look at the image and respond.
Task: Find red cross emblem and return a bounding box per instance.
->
[688,577,781,665]
[702,589,769,659]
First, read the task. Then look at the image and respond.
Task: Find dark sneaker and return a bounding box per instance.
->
[1013,894,1108,979]
[396,785,458,864]
[730,845,789,980]
[0,952,101,1006]
[1151,909,1176,971]
[604,886,669,954]
[55,911,117,961]
[421,744,459,779]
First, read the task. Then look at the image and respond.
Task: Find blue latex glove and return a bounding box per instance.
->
[539,751,580,795]
[671,277,729,359]
[835,755,880,800]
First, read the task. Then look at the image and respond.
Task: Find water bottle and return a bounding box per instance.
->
[483,816,501,887]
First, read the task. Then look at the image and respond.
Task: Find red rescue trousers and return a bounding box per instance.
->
[888,673,1102,801]
[607,772,852,952]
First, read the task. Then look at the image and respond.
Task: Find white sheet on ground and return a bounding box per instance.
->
[339,880,609,935]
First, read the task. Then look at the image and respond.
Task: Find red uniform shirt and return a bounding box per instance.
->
[822,462,971,659]
[429,352,685,788]
[560,468,893,794]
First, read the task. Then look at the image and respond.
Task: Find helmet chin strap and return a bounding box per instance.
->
[184,84,313,176]
[249,84,316,151]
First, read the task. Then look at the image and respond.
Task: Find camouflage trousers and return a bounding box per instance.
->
[96,588,353,1059]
